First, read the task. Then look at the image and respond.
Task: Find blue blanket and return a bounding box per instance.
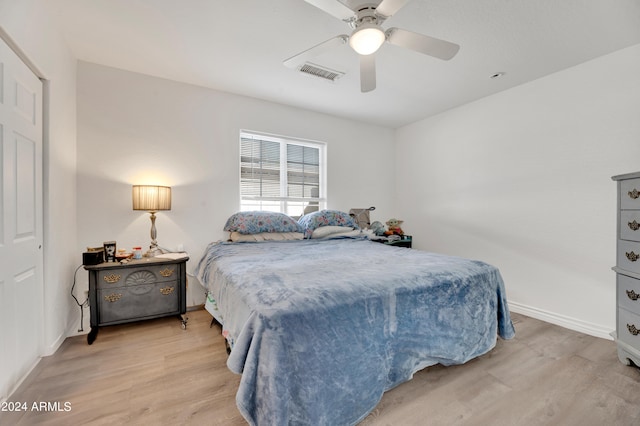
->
[195,238,515,425]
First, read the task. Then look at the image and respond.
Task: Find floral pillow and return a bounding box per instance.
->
[224,211,303,235]
[298,210,359,239]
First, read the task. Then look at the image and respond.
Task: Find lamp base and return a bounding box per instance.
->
[144,211,166,257]
[144,246,165,258]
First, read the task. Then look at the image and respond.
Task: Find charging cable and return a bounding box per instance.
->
[70,264,88,332]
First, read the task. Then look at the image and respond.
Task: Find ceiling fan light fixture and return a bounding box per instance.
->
[349,24,385,55]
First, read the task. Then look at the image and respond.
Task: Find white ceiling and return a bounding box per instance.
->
[47,0,640,128]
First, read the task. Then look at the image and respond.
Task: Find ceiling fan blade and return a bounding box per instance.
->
[376,0,411,19]
[360,54,376,93]
[304,0,354,21]
[283,35,348,69]
[386,27,460,60]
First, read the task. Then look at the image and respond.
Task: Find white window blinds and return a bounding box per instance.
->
[240,137,281,199]
[240,131,325,216]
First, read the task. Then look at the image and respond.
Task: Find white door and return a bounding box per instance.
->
[0,36,44,399]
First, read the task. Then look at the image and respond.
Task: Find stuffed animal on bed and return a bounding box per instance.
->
[370,221,386,236]
[384,218,404,236]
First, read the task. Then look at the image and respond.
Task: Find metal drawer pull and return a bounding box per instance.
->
[103,273,121,283]
[160,286,175,295]
[626,251,640,262]
[159,268,175,277]
[628,324,640,336]
[629,189,640,200]
[627,290,640,301]
[629,220,640,231]
[104,293,122,303]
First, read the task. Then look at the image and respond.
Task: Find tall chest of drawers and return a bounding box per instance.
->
[612,172,640,366]
[85,256,188,344]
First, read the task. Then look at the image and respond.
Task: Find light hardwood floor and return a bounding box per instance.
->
[2,309,640,425]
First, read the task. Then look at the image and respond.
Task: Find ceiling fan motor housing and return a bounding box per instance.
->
[348,5,387,55]
[348,5,386,29]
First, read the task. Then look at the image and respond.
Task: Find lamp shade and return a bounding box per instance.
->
[132,185,171,212]
[349,24,386,55]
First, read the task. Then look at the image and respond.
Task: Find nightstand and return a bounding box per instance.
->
[372,235,412,248]
[84,256,188,344]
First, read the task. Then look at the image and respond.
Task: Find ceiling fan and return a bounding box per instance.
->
[284,0,460,92]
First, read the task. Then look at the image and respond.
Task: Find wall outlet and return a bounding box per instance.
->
[177,244,184,252]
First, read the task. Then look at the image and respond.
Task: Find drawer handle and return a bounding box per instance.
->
[627,290,640,301]
[628,324,640,336]
[626,251,640,262]
[104,293,122,303]
[160,286,175,295]
[159,268,175,278]
[103,273,121,283]
[629,189,640,200]
[629,220,640,231]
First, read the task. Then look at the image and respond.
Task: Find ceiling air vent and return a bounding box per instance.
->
[298,62,345,82]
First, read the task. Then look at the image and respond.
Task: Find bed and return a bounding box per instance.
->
[195,211,515,426]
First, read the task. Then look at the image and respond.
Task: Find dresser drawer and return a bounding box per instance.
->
[620,210,640,241]
[98,281,180,324]
[618,274,640,313]
[620,178,640,210]
[617,240,640,274]
[618,308,640,351]
[96,263,179,289]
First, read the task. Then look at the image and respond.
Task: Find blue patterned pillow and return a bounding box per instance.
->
[298,210,359,238]
[224,211,303,235]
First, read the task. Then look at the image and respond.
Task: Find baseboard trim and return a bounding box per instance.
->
[44,331,66,357]
[508,300,614,340]
[4,356,42,402]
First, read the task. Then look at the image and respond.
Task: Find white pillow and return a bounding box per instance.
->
[230,231,304,242]
[310,226,354,239]
[311,226,360,239]
[318,229,361,239]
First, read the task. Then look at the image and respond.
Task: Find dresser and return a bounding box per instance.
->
[85,256,188,344]
[612,172,640,366]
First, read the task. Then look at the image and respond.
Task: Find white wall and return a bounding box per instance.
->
[75,62,396,310]
[0,0,77,396]
[395,43,640,338]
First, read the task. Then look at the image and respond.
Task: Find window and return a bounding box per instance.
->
[240,131,326,217]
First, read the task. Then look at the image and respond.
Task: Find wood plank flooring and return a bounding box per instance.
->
[2,309,640,425]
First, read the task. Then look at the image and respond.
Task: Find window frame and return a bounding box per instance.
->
[239,130,327,216]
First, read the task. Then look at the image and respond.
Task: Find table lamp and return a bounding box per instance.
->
[132,185,171,257]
